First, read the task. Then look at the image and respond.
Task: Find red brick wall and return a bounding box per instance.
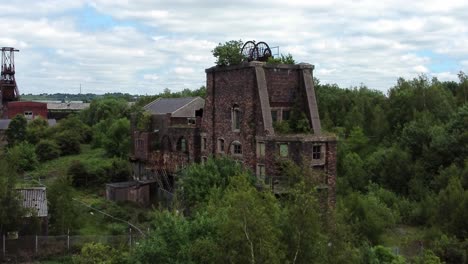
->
[6,101,48,119]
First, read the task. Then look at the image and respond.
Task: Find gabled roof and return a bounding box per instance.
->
[144,97,204,117]
[17,187,48,217]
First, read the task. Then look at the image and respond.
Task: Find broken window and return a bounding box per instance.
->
[24,111,33,119]
[279,143,289,157]
[202,137,207,151]
[177,137,187,153]
[218,138,225,153]
[257,141,265,157]
[257,164,266,179]
[313,145,321,159]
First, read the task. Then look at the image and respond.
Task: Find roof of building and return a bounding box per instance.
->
[144,97,205,117]
[47,102,90,110]
[0,119,57,130]
[106,180,156,188]
[17,187,48,217]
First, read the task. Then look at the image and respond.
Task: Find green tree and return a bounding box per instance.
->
[103,118,130,158]
[0,160,24,234]
[212,40,244,66]
[54,130,81,156]
[206,174,284,264]
[35,139,60,162]
[26,117,50,144]
[177,157,246,209]
[134,211,192,264]
[282,181,327,263]
[5,114,27,147]
[48,176,78,234]
[6,142,38,172]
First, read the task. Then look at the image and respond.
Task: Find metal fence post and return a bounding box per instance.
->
[2,234,5,257]
[129,228,132,248]
[35,235,38,254]
[67,229,70,252]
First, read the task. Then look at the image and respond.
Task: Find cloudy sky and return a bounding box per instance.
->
[1,0,467,95]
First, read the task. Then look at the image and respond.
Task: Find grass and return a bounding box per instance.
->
[24,145,106,185]
[20,144,152,237]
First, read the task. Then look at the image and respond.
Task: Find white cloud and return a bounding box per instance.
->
[1,0,468,94]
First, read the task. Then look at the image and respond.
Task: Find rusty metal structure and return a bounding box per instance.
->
[1,47,20,113]
[241,41,272,62]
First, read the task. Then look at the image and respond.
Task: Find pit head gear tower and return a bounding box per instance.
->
[1,47,20,113]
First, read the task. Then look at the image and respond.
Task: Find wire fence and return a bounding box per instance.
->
[0,233,142,262]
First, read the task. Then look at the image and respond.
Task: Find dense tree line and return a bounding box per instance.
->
[3,69,467,262]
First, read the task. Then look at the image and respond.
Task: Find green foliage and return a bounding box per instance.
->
[136,111,152,131]
[212,40,244,66]
[5,114,27,147]
[73,242,126,264]
[0,159,24,234]
[69,161,90,188]
[6,142,38,172]
[55,115,92,143]
[366,245,406,264]
[54,130,81,156]
[69,158,129,188]
[102,118,130,158]
[177,157,246,209]
[413,249,443,264]
[133,211,192,263]
[26,117,50,144]
[433,176,468,238]
[281,181,326,263]
[267,53,295,64]
[48,176,79,234]
[340,192,398,244]
[81,97,130,126]
[273,120,291,133]
[35,139,60,162]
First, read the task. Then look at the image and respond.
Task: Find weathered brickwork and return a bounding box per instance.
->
[131,61,337,205]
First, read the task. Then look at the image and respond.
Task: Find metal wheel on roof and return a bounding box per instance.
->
[241,41,256,61]
[255,41,272,61]
[240,41,272,62]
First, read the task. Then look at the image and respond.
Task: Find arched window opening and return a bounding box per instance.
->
[231,104,240,131]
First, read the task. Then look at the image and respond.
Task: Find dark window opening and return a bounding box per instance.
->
[313,145,321,159]
[218,138,225,153]
[282,110,290,121]
[271,110,278,122]
[232,106,240,131]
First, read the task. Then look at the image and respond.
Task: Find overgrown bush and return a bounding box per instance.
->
[35,139,60,161]
[55,130,81,156]
[6,142,38,172]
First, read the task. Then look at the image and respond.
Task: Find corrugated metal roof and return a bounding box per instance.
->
[17,187,48,217]
[144,97,198,114]
[47,102,90,110]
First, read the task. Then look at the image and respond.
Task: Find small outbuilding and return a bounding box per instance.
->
[17,187,48,235]
[106,181,155,207]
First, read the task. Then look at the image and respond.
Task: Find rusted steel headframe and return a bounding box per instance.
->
[1,47,20,107]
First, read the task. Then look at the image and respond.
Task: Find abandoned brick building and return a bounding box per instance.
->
[130,61,337,203]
